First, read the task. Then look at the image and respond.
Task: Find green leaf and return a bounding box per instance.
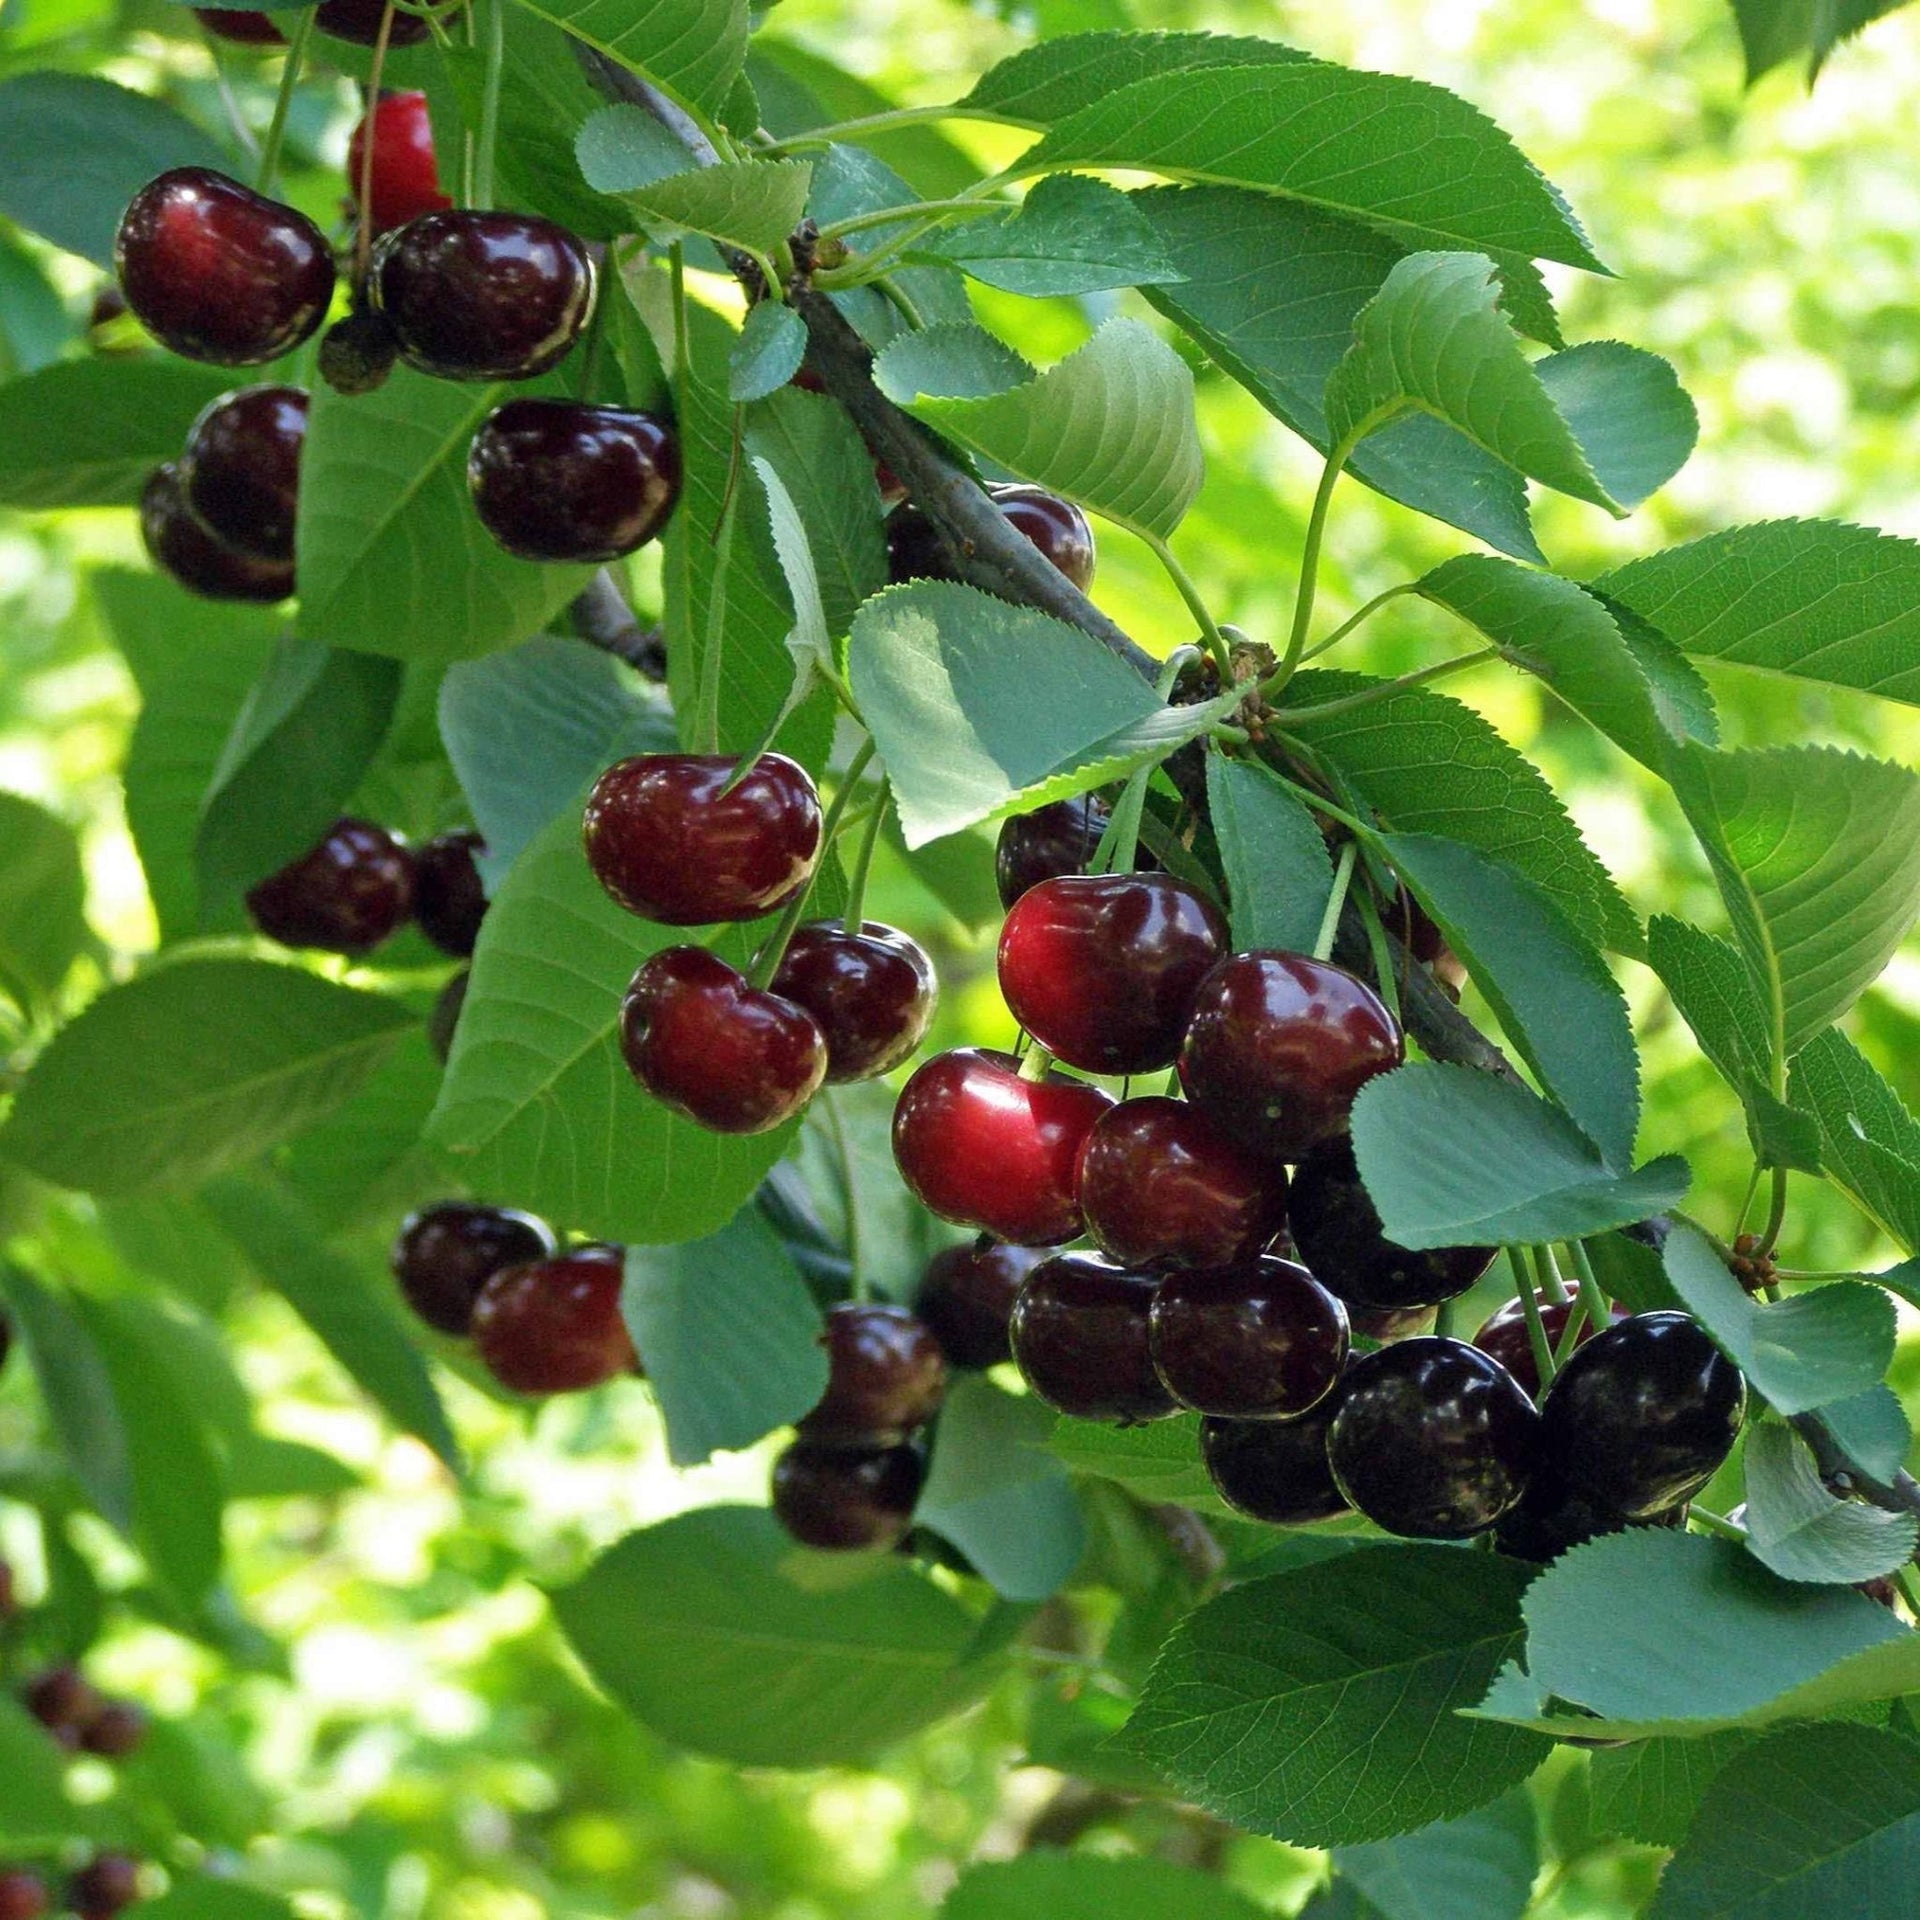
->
[1049,1408,1235,1515]
[730,300,807,402]
[617,159,815,254]
[1121,1543,1550,1845]
[1205,754,1334,954]
[1534,342,1699,514]
[0,1693,72,1846]
[1742,1421,1919,1585]
[1814,1384,1912,1485]
[913,174,1185,297]
[1,959,414,1197]
[1598,593,1721,745]
[620,1211,827,1468]
[1661,1222,1892,1416]
[1788,1031,1920,1253]
[1332,1793,1539,1920]
[574,102,694,195]
[508,0,748,118]
[942,1855,1275,1920]
[792,1083,937,1304]
[0,224,73,377]
[1588,1732,1757,1848]
[958,30,1309,126]
[876,317,1203,540]
[1351,1063,1688,1248]
[552,1505,1008,1765]
[0,791,86,1014]
[132,1883,300,1920]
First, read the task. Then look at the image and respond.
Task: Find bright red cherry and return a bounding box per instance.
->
[913,1239,1043,1370]
[1076,1095,1284,1270]
[371,210,595,381]
[1009,1251,1176,1423]
[1473,1291,1625,1398]
[995,794,1110,909]
[347,90,450,235]
[0,1870,50,1920]
[798,1303,948,1444]
[116,168,335,366]
[769,921,936,1082]
[620,947,826,1134]
[469,401,680,562]
[1179,951,1404,1162]
[892,1048,1114,1245]
[140,463,292,602]
[315,0,439,43]
[583,753,821,926]
[245,817,415,954]
[771,1440,922,1551]
[887,483,1095,592]
[391,1201,556,1336]
[998,873,1227,1074]
[180,384,307,563]
[193,7,285,43]
[78,1700,147,1760]
[68,1855,141,1920]
[1148,1257,1348,1420]
[471,1244,637,1394]
[1201,1401,1350,1526]
[412,829,489,958]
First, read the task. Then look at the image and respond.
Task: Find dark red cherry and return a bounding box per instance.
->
[68,1856,141,1920]
[347,89,450,235]
[371,210,595,381]
[583,753,821,926]
[0,1870,49,1920]
[24,1665,101,1749]
[886,484,1095,591]
[428,967,469,1062]
[78,1700,147,1760]
[0,1556,16,1619]
[769,921,936,1082]
[413,829,489,957]
[620,947,826,1134]
[1473,1291,1626,1398]
[995,795,1110,909]
[180,384,307,563]
[245,817,415,954]
[892,1048,1114,1246]
[798,1303,948,1444]
[469,400,680,564]
[471,1245,637,1394]
[193,7,285,43]
[391,1201,556,1336]
[1009,1251,1175,1423]
[1148,1257,1348,1420]
[1538,1311,1746,1521]
[1289,1136,1495,1310]
[315,0,439,44]
[116,168,335,366]
[318,305,401,396]
[999,874,1227,1075]
[1201,1401,1350,1526]
[0,1309,11,1377]
[1327,1337,1539,1540]
[1077,1096,1285,1271]
[141,462,293,602]
[913,1239,1043,1370]
[771,1440,923,1551]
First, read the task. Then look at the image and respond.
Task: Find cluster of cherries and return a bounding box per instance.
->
[0,1859,140,1920]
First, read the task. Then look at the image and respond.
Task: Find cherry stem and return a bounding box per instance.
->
[747,737,877,991]
[1516,1258,1558,1390]
[253,6,317,197]
[1551,1295,1589,1368]
[764,101,972,154]
[203,37,262,161]
[1566,1239,1614,1335]
[840,773,889,934]
[816,195,1005,243]
[1146,536,1234,681]
[1267,438,1353,699]
[1353,885,1402,1024]
[1688,1505,1748,1542]
[1017,1042,1057,1085]
[1299,582,1422,664]
[1089,759,1154,878]
[1274,649,1501,726]
[1311,842,1358,963]
[474,0,507,208]
[1756,1165,1789,1259]
[352,3,400,289]
[1433,1298,1457,1340]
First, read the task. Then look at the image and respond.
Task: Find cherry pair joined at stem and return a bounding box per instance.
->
[245,819,488,957]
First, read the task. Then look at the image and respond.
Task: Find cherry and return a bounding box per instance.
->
[371,210,595,381]
[620,947,826,1134]
[1327,1337,1539,1539]
[1350,1302,1437,1343]
[193,7,284,43]
[0,1557,16,1620]
[1076,1095,1285,1271]
[116,168,335,366]
[771,1440,923,1551]
[469,401,681,562]
[769,921,936,1083]
[892,1048,1113,1245]
[1009,1251,1176,1423]
[1201,1400,1350,1526]
[1179,952,1404,1162]
[887,483,1095,592]
[471,1244,637,1394]
[141,462,293,602]
[1289,1136,1495,1310]
[1537,1311,1746,1520]
[412,829,489,958]
[913,1239,1043,1370]
[999,873,1226,1074]
[0,1871,49,1920]
[318,306,400,396]
[798,1303,948,1444]
[78,1700,147,1760]
[428,968,469,1063]
[180,384,307,563]
[347,90,450,235]
[245,817,415,954]
[391,1201,555,1336]
[1148,1256,1348,1420]
[24,1665,101,1748]
[584,753,821,926]
[68,1856,141,1920]
[1473,1291,1625,1398]
[995,794,1110,910]
[315,0,438,44]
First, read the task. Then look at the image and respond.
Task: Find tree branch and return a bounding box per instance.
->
[570,570,665,678]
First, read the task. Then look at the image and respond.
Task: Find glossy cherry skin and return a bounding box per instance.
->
[141,462,293,602]
[347,90,450,235]
[772,1440,923,1551]
[1289,1136,1496,1310]
[68,1856,142,1920]
[1473,1291,1626,1399]
[1149,1257,1348,1420]
[24,1665,101,1749]
[193,7,285,43]
[995,795,1110,910]
[180,384,307,562]
[391,1200,556,1336]
[1077,1096,1285,1271]
[886,484,1095,592]
[1201,1401,1350,1526]
[245,817,415,954]
[892,1048,1114,1246]
[583,752,822,926]
[1328,1337,1540,1540]
[799,1303,948,1444]
[620,947,826,1135]
[0,1870,50,1920]
[471,1245,637,1394]
[769,921,936,1083]
[371,210,595,381]
[914,1239,1043,1370]
[1010,1252,1176,1423]
[315,0,436,44]
[999,874,1227,1075]
[413,829,489,958]
[1538,1312,1746,1520]
[116,168,335,366]
[78,1700,147,1760]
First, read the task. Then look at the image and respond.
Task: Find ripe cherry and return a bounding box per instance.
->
[0,1870,49,1920]
[25,1665,101,1748]
[799,1303,948,1444]
[1492,1463,1684,1564]
[0,1557,16,1620]
[347,90,450,235]
[1009,1251,1175,1423]
[371,210,595,381]
[1473,1291,1625,1398]
[391,1201,556,1336]
[78,1700,147,1760]
[180,384,307,563]
[469,400,680,563]
[1076,1095,1284,1271]
[116,168,335,366]
[68,1855,141,1920]
[1148,1257,1348,1420]
[1289,1136,1495,1310]
[245,817,415,954]
[141,463,293,602]
[914,1239,1043,1370]
[620,947,826,1134]
[316,0,438,44]
[887,483,1095,592]
[0,1310,12,1376]
[769,921,936,1082]
[413,829,489,958]
[995,795,1110,909]
[1201,1401,1350,1527]
[1327,1337,1539,1539]
[193,7,284,43]
[892,1048,1113,1245]
[1538,1312,1746,1520]
[772,1440,923,1551]
[471,1244,637,1394]
[584,753,821,926]
[999,873,1226,1074]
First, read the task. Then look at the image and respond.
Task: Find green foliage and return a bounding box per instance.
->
[1741,1421,1919,1583]
[509,0,749,118]
[1331,1794,1539,1920]
[1205,754,1334,953]
[0,790,85,1014]
[942,1853,1274,1920]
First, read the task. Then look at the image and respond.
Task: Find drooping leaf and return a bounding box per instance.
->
[0,791,86,1015]
[942,1854,1275,1920]
[1788,1030,1920,1253]
[1534,342,1698,513]
[508,0,749,118]
[730,299,807,402]
[1332,1793,1539,1920]
[1205,754,1334,954]
[958,30,1308,126]
[1741,1421,1918,1585]
[912,174,1185,297]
